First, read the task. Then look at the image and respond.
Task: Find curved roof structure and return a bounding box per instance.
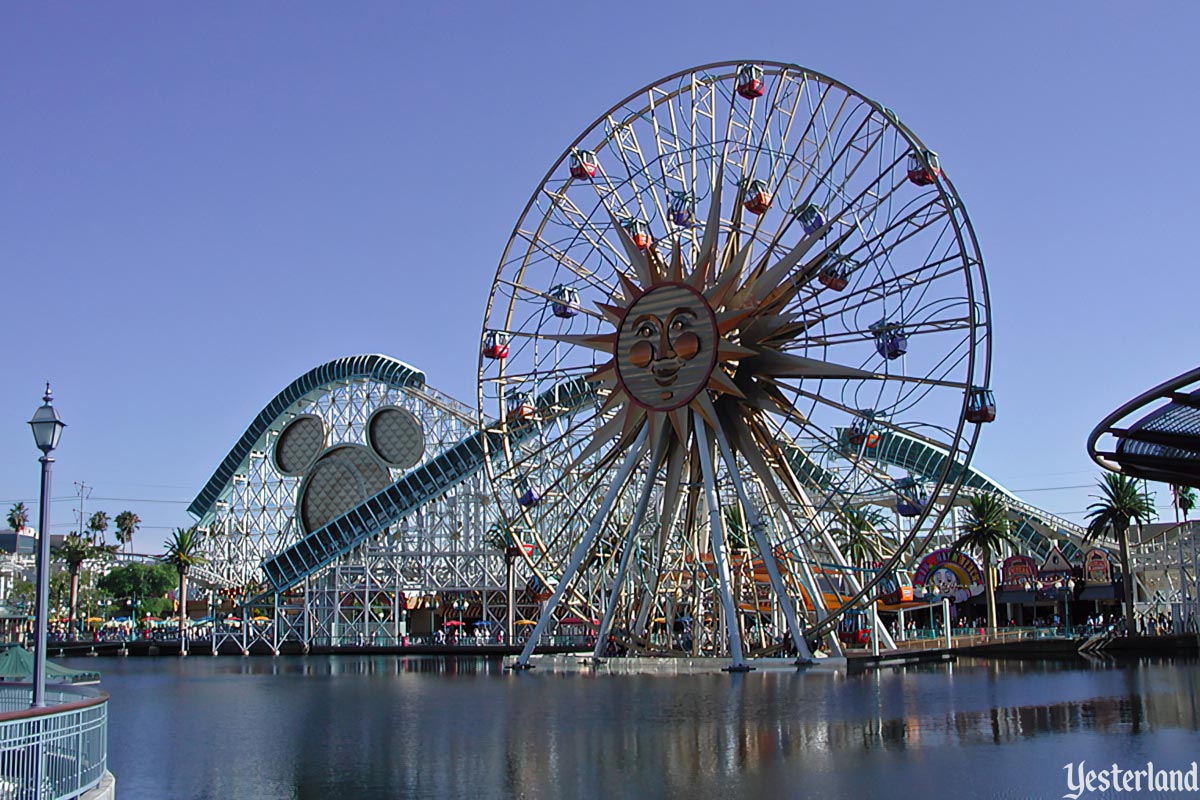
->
[188,354,425,517]
[1089,366,1200,489]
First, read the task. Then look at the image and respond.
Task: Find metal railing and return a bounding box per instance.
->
[0,684,108,800]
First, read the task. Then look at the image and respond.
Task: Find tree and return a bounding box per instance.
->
[87,511,110,546]
[97,562,175,620]
[1085,473,1156,631]
[114,510,141,555]
[830,506,888,569]
[51,533,99,635]
[161,526,207,643]
[1172,485,1196,523]
[6,502,29,533]
[949,493,1018,634]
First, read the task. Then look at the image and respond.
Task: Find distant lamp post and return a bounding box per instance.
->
[28,383,65,708]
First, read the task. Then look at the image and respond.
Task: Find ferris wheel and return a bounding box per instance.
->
[478,61,992,668]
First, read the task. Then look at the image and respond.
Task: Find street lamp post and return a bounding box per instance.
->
[28,383,65,708]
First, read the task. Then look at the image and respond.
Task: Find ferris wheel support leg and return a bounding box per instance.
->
[511,429,649,670]
[695,416,752,672]
[710,420,814,665]
[592,430,667,662]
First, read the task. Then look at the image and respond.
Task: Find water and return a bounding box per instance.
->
[58,654,1200,800]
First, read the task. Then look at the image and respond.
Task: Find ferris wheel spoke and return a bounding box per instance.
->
[512,229,620,298]
[709,414,814,661]
[514,428,649,668]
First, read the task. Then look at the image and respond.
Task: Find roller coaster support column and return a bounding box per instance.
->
[943,599,952,650]
[897,608,906,642]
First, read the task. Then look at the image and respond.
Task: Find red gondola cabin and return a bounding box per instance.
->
[966,387,996,423]
[743,179,772,215]
[483,330,509,360]
[736,64,765,99]
[818,257,854,292]
[622,218,652,250]
[906,149,941,186]
[569,149,599,180]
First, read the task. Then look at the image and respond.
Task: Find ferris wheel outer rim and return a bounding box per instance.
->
[475,59,994,635]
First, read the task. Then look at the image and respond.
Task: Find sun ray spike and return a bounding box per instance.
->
[604,206,654,287]
[541,332,616,354]
[585,361,616,383]
[707,368,746,399]
[706,240,754,310]
[595,302,626,325]
[612,270,643,304]
[669,239,685,283]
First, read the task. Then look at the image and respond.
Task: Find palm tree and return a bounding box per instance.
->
[948,493,1017,634]
[161,526,207,649]
[6,502,30,533]
[1085,473,1156,631]
[51,533,97,635]
[830,506,887,569]
[86,511,110,546]
[1172,485,1196,523]
[114,510,141,555]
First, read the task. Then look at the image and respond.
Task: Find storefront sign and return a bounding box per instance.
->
[912,548,984,603]
[1002,555,1038,589]
[1084,548,1112,584]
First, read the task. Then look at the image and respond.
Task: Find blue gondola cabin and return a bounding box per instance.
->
[743,179,772,215]
[870,320,908,360]
[794,204,826,236]
[894,477,927,518]
[669,191,695,226]
[569,149,599,180]
[506,392,535,422]
[483,330,509,360]
[549,285,580,318]
[622,218,652,250]
[906,149,941,186]
[517,479,542,508]
[736,64,765,99]
[966,387,996,423]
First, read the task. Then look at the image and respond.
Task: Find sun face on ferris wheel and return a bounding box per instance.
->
[479,61,993,666]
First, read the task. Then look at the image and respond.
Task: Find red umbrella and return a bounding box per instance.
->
[558,616,599,627]
[444,620,465,627]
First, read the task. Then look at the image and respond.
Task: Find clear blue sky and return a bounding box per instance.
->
[3,2,1197,551]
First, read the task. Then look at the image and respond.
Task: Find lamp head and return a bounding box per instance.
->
[28,383,65,454]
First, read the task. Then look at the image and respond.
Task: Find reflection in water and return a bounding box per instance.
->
[67,655,1200,800]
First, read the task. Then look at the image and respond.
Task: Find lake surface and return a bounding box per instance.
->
[59,654,1200,800]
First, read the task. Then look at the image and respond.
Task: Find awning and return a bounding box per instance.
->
[1078,585,1118,601]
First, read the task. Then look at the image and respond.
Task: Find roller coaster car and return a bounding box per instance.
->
[621,218,652,250]
[743,179,772,215]
[482,330,509,360]
[736,64,766,99]
[569,149,599,180]
[506,392,536,422]
[966,387,997,423]
[847,423,880,449]
[906,149,941,186]
[549,285,580,319]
